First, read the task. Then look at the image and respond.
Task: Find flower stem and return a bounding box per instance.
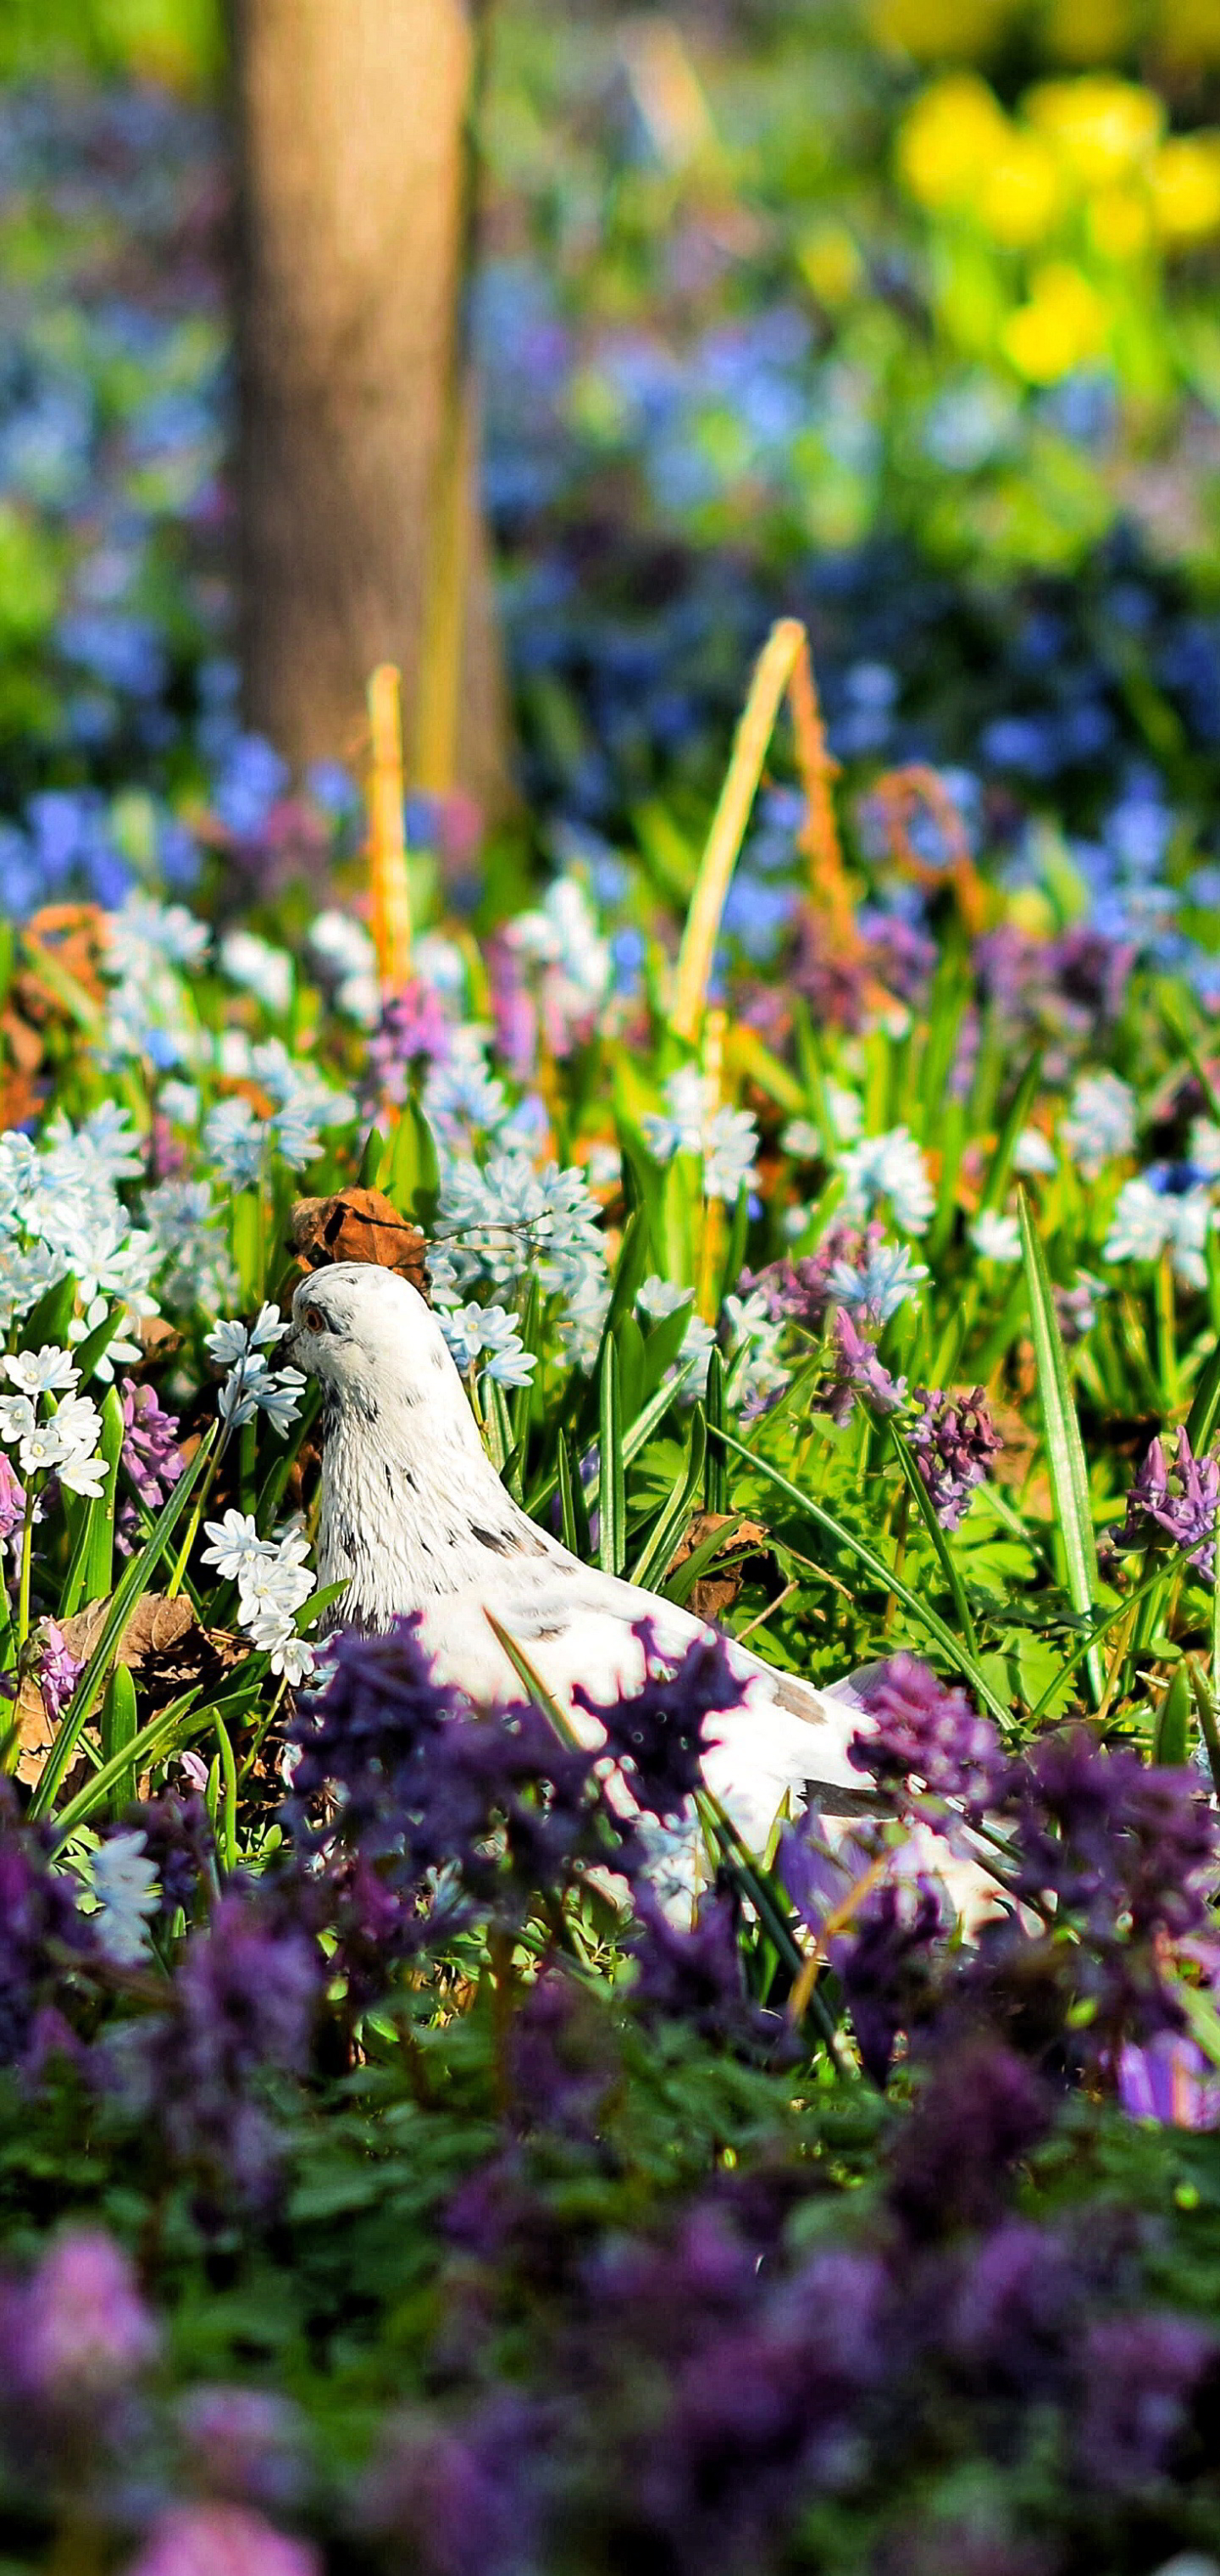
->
[16,1481,36,1652]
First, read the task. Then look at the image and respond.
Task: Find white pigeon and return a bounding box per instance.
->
[284,1261,884,1865]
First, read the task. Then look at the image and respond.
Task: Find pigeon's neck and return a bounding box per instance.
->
[316,1368,539,1627]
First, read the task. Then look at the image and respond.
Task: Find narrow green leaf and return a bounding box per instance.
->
[70,1304,124,1387]
[214,1713,238,1872]
[714,1428,1012,1727]
[84,1385,125,1606]
[597,1336,625,1576]
[977,1050,1043,1216]
[100,1663,139,1814]
[1153,1664,1191,1766]
[704,1345,726,1513]
[18,1273,78,1352]
[1018,1190,1102,1702]
[663,1507,744,1607]
[358,1124,387,1185]
[617,1312,646,1430]
[719,1182,751,1304]
[1186,1335,1220,1458]
[557,1435,582,1557]
[527,1356,699,1521]
[30,1425,218,1819]
[886,1421,979,1658]
[629,1407,706,1590]
[484,1611,580,1747]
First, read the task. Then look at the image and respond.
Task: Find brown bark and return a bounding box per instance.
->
[230,0,509,808]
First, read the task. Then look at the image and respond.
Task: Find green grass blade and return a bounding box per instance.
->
[714,1428,1012,1727]
[597,1336,625,1576]
[704,1345,726,1513]
[1018,1189,1102,1704]
[29,1425,218,1819]
[629,1407,707,1590]
[886,1421,979,1658]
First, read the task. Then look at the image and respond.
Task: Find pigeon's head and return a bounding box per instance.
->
[287,1262,455,1415]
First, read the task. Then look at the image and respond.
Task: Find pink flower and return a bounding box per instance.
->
[18,2228,158,2403]
[125,2506,320,2576]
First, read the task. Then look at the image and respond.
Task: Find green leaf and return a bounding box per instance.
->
[85,1385,125,1606]
[886,1421,979,1657]
[29,1425,218,1819]
[597,1335,625,1577]
[714,1428,1012,1727]
[100,1663,138,1814]
[18,1273,78,1353]
[629,1407,707,1590]
[70,1304,125,1386]
[389,1099,441,1230]
[1153,1663,1191,1766]
[704,1345,726,1513]
[1186,1336,1220,1458]
[719,1183,751,1304]
[358,1124,387,1185]
[1018,1190,1101,1703]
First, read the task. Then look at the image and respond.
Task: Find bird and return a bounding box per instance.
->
[284,1259,886,1873]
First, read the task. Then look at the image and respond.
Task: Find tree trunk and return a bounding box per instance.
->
[229,0,510,809]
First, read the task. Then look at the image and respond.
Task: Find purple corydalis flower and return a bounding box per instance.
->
[1073,2311,1216,2493]
[1117,1426,1220,1579]
[907,1385,1002,1530]
[177,2386,304,2509]
[835,1879,943,2085]
[0,1789,92,2064]
[816,1309,907,1428]
[1117,2032,1220,2130]
[0,1452,25,1544]
[629,1883,774,2048]
[851,1654,1011,1818]
[10,2228,158,2407]
[147,1896,321,2204]
[125,2503,320,2576]
[366,980,452,1104]
[120,1377,185,1513]
[740,1223,887,1333]
[572,1622,743,1821]
[36,1622,83,1724]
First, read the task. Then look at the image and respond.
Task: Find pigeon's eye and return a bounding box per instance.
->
[303,1306,327,1334]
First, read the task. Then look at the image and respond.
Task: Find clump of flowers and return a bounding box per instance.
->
[201,1510,316,1685]
[1117,1426,1220,1580]
[366,980,452,1104]
[573,1624,744,1822]
[851,1653,1012,1819]
[815,1310,907,1427]
[907,1385,1004,1530]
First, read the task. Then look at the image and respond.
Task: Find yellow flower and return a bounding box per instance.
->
[1001,263,1108,381]
[1087,184,1153,260]
[797,221,863,308]
[1024,76,1164,186]
[896,75,1011,213]
[977,133,1062,244]
[1151,135,1220,242]
[1041,0,1137,64]
[870,0,1013,59]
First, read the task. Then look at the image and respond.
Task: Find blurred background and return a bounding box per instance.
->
[1,0,1219,958]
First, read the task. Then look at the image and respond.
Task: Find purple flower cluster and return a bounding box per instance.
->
[36,1623,84,1724]
[288,1619,627,1979]
[143,1894,321,2206]
[907,1384,1002,1529]
[120,1376,186,1513]
[740,1223,887,1333]
[0,1453,25,1544]
[1117,1426,1220,1580]
[851,1653,1012,1818]
[366,980,452,1103]
[0,1787,92,2069]
[573,1624,744,1821]
[815,1309,907,1427]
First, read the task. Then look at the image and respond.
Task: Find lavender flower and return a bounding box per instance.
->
[885,2040,1053,2240]
[815,1309,907,1428]
[146,1896,321,2204]
[0,1452,25,1543]
[177,2387,304,2510]
[851,1655,1011,1818]
[835,1879,943,2085]
[36,1621,83,1724]
[628,1882,774,2046]
[573,1623,744,1821]
[907,1385,1002,1530]
[0,1790,92,2065]
[119,1375,184,1511]
[366,980,452,1104]
[1073,2312,1216,2493]
[7,2228,158,2410]
[1117,1427,1220,1579]
[740,1223,888,1333]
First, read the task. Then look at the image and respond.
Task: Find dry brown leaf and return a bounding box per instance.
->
[290,1188,431,1300]
[667,1511,773,1622]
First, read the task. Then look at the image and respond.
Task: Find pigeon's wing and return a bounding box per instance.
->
[430,1554,882,1852]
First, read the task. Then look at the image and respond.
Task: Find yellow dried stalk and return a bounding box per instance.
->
[671,615,844,1043]
[367,662,413,987]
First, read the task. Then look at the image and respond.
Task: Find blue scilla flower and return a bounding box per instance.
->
[58,611,166,700]
[211,734,289,839]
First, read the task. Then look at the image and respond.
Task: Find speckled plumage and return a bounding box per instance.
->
[286,1263,877,1857]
